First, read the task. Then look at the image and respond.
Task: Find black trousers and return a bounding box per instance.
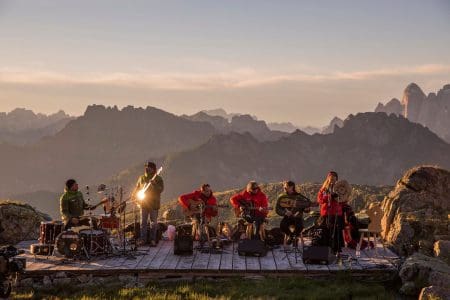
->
[280,216,303,237]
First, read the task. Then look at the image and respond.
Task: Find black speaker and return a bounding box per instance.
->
[302,246,336,265]
[174,224,193,255]
[237,239,267,257]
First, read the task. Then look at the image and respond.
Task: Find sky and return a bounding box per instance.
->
[0,0,449,126]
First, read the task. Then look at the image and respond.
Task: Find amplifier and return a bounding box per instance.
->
[302,246,336,265]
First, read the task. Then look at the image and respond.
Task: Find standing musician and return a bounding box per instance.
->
[230,181,269,240]
[60,179,94,229]
[133,161,164,246]
[276,181,313,245]
[178,184,218,241]
[316,171,344,253]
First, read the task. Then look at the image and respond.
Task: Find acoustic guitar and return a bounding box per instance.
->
[183,198,229,217]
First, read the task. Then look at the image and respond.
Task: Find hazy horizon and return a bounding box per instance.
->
[1,0,449,126]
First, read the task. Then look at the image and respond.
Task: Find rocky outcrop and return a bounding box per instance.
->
[374,98,403,116]
[399,253,450,297]
[321,116,343,134]
[0,201,48,244]
[375,83,450,143]
[402,83,426,122]
[381,166,450,256]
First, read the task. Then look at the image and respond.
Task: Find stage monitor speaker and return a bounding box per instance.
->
[302,246,335,265]
[237,239,267,257]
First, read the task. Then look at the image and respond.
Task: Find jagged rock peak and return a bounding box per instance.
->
[404,82,426,97]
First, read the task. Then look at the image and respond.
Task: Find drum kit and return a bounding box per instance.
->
[30,184,133,260]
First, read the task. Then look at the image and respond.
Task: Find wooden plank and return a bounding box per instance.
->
[284,248,307,271]
[160,243,181,270]
[120,247,151,269]
[245,256,261,271]
[305,263,329,272]
[232,243,246,271]
[136,246,161,269]
[207,251,221,270]
[191,249,211,271]
[219,243,233,271]
[147,241,172,269]
[175,252,196,270]
[259,249,277,271]
[272,248,293,272]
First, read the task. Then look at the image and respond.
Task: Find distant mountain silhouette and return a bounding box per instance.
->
[109,112,450,201]
[321,116,344,134]
[375,83,450,143]
[183,111,288,141]
[0,109,74,145]
[0,105,215,197]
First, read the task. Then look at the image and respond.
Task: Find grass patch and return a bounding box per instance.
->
[14,275,396,300]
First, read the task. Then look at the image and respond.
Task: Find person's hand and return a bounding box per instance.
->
[285,211,293,217]
[239,206,244,212]
[71,217,79,225]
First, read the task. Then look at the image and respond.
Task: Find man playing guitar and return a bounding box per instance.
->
[276,180,314,246]
[230,181,269,241]
[178,184,218,242]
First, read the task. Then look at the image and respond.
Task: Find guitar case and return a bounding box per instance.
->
[237,239,267,257]
[174,224,193,255]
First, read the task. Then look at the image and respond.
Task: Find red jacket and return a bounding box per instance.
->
[178,190,218,218]
[317,187,342,216]
[230,189,269,218]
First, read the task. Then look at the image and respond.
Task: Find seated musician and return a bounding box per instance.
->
[178,184,218,240]
[230,181,268,241]
[316,171,344,253]
[60,179,93,229]
[276,180,312,246]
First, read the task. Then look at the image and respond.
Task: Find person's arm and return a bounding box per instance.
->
[150,176,164,193]
[178,191,196,209]
[207,196,218,217]
[275,195,287,216]
[261,194,269,217]
[317,188,329,205]
[60,194,71,221]
[230,193,243,208]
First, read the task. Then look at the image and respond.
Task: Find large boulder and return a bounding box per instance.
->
[381,166,449,256]
[399,253,450,296]
[0,201,48,244]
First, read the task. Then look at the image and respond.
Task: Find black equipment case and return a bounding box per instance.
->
[237,239,267,257]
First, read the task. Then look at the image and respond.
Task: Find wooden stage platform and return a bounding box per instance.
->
[17,238,399,279]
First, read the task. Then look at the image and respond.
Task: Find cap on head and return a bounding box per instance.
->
[65,179,76,190]
[145,161,156,170]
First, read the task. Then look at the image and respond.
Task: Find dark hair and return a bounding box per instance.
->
[200,183,210,191]
[145,161,156,170]
[328,171,338,180]
[65,179,76,190]
[283,180,297,193]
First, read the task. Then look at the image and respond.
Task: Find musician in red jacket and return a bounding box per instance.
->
[230,181,269,240]
[178,184,218,241]
[179,184,218,222]
[316,171,344,253]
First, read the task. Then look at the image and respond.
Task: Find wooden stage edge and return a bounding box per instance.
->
[17,239,400,279]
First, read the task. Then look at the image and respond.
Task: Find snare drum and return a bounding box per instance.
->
[39,221,64,244]
[99,215,120,230]
[79,229,108,256]
[55,230,82,258]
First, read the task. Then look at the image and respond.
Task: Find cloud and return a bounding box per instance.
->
[1,64,449,90]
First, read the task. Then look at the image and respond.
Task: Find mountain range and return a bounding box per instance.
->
[375,83,450,143]
[0,105,216,197]
[109,112,450,201]
[0,109,73,145]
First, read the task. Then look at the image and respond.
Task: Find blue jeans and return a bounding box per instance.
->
[141,207,158,242]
